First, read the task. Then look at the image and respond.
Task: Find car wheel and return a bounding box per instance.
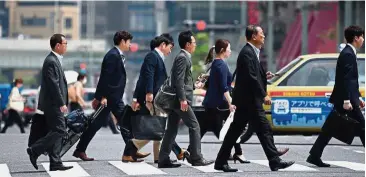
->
[239,122,253,143]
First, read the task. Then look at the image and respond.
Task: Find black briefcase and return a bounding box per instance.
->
[131,108,167,141]
[321,109,360,145]
[28,113,48,147]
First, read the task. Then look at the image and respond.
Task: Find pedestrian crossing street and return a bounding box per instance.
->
[0,160,365,176]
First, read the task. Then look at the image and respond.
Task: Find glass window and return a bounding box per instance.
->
[21,16,47,27]
[65,18,72,29]
[268,57,302,84]
[129,11,154,31]
[279,59,337,86]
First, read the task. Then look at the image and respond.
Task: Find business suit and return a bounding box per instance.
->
[215,43,293,171]
[29,52,68,167]
[159,50,207,166]
[309,45,365,162]
[76,47,131,154]
[130,50,183,160]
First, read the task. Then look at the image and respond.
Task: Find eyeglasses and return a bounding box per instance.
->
[60,42,68,45]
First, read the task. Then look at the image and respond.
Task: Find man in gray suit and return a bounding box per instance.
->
[26,34,73,171]
[158,31,213,168]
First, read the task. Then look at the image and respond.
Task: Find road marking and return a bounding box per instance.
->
[109,161,166,175]
[251,160,318,171]
[354,150,364,154]
[179,160,242,173]
[341,147,350,150]
[325,161,365,171]
[0,164,11,177]
[42,162,89,177]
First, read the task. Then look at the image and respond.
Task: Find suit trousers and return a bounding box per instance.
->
[30,107,66,166]
[159,106,203,162]
[310,105,365,158]
[76,99,132,152]
[216,106,279,165]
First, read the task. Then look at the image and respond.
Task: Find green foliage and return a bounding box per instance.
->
[192,32,209,79]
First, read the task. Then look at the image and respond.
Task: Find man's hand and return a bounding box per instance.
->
[100,97,107,106]
[92,99,100,110]
[145,102,153,114]
[131,100,140,111]
[343,102,353,110]
[360,100,365,108]
[264,95,272,105]
[60,105,68,113]
[146,93,154,102]
[266,71,275,80]
[180,100,188,112]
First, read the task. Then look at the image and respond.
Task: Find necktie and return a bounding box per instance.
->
[121,54,125,63]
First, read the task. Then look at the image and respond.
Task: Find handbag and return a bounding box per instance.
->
[131,106,167,141]
[65,109,88,133]
[219,111,241,143]
[321,109,360,145]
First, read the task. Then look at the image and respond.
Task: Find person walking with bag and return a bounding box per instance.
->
[190,39,250,164]
[307,25,365,167]
[1,78,25,133]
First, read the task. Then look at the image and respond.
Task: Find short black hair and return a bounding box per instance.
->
[178,30,193,49]
[77,73,86,81]
[245,24,260,41]
[50,34,65,49]
[150,36,159,50]
[344,25,364,43]
[160,33,174,47]
[155,36,173,48]
[113,31,133,45]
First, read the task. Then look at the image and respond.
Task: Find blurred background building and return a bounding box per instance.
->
[0,0,363,103]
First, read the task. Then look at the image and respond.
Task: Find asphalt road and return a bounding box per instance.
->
[0,126,364,177]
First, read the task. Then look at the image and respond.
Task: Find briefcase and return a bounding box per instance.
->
[321,109,360,145]
[131,108,167,141]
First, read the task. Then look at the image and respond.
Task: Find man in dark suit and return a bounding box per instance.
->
[72,31,149,162]
[307,25,365,167]
[27,34,73,171]
[214,25,294,172]
[158,31,213,168]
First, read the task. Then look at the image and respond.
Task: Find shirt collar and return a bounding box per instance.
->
[181,49,192,58]
[51,51,63,65]
[347,43,357,55]
[247,42,260,60]
[115,46,124,55]
[154,48,165,60]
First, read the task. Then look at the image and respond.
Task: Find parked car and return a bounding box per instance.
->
[192,53,365,143]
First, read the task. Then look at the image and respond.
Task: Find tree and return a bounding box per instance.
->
[192,32,209,79]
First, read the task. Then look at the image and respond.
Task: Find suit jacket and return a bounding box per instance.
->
[171,50,194,104]
[38,52,68,112]
[133,50,168,104]
[329,45,361,107]
[95,47,127,102]
[232,43,267,109]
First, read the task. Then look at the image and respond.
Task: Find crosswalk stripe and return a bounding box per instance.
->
[0,164,11,177]
[179,160,242,173]
[354,150,364,154]
[41,162,90,177]
[325,161,365,171]
[108,161,166,175]
[251,160,318,171]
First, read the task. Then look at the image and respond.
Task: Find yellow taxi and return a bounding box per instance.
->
[193,53,365,143]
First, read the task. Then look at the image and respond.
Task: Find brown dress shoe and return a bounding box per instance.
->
[278,148,289,156]
[122,156,143,163]
[73,151,95,161]
[176,149,187,160]
[135,152,151,159]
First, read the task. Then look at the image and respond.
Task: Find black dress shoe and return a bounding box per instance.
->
[269,159,295,171]
[233,154,250,164]
[26,148,38,170]
[158,160,182,168]
[154,159,177,164]
[191,158,214,166]
[214,164,238,172]
[306,155,330,167]
[50,165,73,171]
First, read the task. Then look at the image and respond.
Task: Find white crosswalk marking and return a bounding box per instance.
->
[179,160,242,173]
[354,150,364,154]
[251,160,318,171]
[325,161,365,171]
[108,161,166,175]
[0,164,11,177]
[41,162,90,177]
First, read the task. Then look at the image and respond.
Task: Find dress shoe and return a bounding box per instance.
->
[191,158,214,166]
[50,165,73,171]
[73,151,94,161]
[233,154,250,164]
[26,148,38,170]
[306,155,330,167]
[278,148,289,156]
[154,159,177,164]
[136,152,151,159]
[122,156,143,163]
[176,148,187,160]
[269,159,295,171]
[158,160,182,168]
[214,164,238,172]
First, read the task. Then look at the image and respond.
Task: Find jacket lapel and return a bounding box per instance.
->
[50,52,67,84]
[152,50,168,77]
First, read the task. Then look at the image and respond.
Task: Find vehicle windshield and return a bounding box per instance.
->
[268,57,302,84]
